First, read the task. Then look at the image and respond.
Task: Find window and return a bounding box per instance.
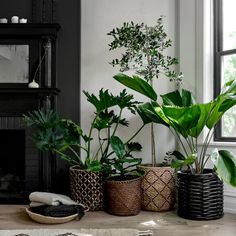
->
[214,0,236,141]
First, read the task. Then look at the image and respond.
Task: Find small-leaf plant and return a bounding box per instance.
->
[108,17,183,166]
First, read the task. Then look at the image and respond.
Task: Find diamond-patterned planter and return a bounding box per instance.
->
[69,166,104,211]
[138,165,176,211]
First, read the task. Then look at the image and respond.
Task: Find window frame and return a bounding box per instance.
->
[214,0,236,142]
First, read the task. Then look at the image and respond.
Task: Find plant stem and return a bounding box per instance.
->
[151,123,156,166]
[170,128,188,157]
[202,154,211,169]
[149,78,156,166]
[112,109,123,137]
[105,124,145,160]
[200,130,214,171]
[98,131,104,157]
[93,131,105,160]
[199,129,212,172]
[87,115,98,159]
[101,127,111,161]
[76,144,88,154]
[53,149,81,166]
[125,124,145,144]
[186,137,194,154]
[68,146,81,162]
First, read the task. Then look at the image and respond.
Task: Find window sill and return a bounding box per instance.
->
[198,141,236,148]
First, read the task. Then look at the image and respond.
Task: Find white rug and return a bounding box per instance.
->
[0,229,153,236]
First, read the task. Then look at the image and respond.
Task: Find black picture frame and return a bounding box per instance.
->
[32,0,54,23]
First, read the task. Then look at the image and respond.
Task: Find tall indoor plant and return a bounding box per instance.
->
[137,79,236,220]
[108,17,182,211]
[23,88,145,211]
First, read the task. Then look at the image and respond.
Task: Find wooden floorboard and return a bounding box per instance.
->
[0,205,236,236]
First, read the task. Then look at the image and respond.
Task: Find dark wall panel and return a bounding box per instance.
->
[54,0,80,122]
[0,0,32,22]
[53,0,80,193]
[0,0,81,194]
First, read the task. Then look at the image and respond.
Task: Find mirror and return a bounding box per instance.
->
[0,45,29,83]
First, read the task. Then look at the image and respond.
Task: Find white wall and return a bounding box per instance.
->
[81,0,178,163]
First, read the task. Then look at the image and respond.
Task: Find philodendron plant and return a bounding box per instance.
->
[23,89,145,175]
[137,79,236,186]
[108,17,183,166]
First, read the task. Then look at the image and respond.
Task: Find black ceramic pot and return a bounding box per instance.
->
[177,169,223,220]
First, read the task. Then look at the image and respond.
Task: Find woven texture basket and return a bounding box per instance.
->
[25,208,78,224]
[177,169,224,220]
[105,176,141,216]
[139,165,175,211]
[69,166,104,211]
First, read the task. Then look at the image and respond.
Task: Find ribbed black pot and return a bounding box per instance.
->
[177,169,223,220]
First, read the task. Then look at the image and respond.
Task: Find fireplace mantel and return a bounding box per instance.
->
[0,23,60,38]
[0,88,60,95]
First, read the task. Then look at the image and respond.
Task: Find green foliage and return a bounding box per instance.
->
[113,74,157,100]
[23,109,83,166]
[137,81,236,187]
[171,153,197,169]
[23,88,144,174]
[109,17,183,167]
[108,17,183,82]
[210,149,236,187]
[109,136,142,177]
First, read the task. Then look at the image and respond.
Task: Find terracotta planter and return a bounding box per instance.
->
[69,166,104,211]
[139,165,176,211]
[105,176,141,216]
[177,169,223,220]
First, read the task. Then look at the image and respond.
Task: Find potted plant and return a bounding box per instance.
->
[108,17,182,211]
[104,136,143,216]
[23,88,145,211]
[137,79,236,220]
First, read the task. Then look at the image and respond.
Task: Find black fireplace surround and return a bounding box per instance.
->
[0,24,60,204]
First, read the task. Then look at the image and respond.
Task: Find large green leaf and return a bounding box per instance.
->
[113,73,157,100]
[168,150,185,160]
[93,110,129,131]
[86,160,102,172]
[110,136,125,158]
[162,105,201,134]
[83,89,119,112]
[219,95,236,112]
[116,89,140,114]
[207,80,236,129]
[137,102,169,126]
[206,96,223,129]
[189,103,213,138]
[206,94,236,130]
[127,142,142,152]
[211,149,236,187]
[171,153,196,169]
[221,79,236,95]
[23,109,60,128]
[161,89,195,107]
[60,119,82,144]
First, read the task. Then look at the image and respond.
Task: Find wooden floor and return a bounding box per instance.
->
[0,205,236,236]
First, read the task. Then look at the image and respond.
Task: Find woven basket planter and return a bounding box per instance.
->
[177,169,224,220]
[139,165,176,211]
[104,176,141,216]
[69,166,104,211]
